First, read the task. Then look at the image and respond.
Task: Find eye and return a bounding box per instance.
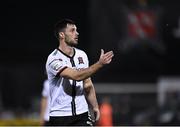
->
[71,28,75,32]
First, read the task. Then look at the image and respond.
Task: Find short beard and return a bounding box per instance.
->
[66,40,78,47]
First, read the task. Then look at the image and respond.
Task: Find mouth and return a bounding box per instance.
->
[75,38,78,41]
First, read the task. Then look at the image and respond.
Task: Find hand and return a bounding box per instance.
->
[93,108,100,121]
[98,49,114,65]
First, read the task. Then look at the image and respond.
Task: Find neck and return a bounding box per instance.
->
[58,41,74,57]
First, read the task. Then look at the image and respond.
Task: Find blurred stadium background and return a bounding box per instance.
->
[1,0,180,126]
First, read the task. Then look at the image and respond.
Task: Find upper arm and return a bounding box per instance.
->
[83,78,93,91]
[60,67,79,80]
[47,58,80,80]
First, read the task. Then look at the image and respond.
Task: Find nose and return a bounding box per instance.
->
[76,31,79,36]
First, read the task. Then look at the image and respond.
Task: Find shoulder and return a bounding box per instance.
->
[46,49,62,63]
[74,48,87,56]
[47,49,59,59]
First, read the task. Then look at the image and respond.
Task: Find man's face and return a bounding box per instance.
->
[64,24,79,46]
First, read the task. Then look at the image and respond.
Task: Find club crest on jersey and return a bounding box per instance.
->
[78,57,84,64]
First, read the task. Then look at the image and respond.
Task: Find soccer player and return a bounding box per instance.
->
[46,19,114,126]
[39,79,50,126]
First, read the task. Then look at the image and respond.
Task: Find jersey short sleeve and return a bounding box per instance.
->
[83,52,89,68]
[47,58,67,76]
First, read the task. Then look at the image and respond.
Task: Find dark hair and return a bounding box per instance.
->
[54,18,75,39]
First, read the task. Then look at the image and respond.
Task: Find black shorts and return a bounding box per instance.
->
[49,112,94,126]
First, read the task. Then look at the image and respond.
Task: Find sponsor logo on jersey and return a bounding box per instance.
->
[51,60,62,71]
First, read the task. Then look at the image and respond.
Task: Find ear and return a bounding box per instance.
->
[59,32,65,38]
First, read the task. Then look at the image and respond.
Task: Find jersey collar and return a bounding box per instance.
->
[57,47,76,58]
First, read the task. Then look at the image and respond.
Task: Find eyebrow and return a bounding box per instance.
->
[66,24,77,32]
[71,27,77,31]
[70,26,77,31]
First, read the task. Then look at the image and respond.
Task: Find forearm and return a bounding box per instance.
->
[60,49,114,81]
[78,62,103,80]
[84,78,100,121]
[85,84,99,109]
[64,61,103,81]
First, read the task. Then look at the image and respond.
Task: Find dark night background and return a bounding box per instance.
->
[1,0,89,109]
[0,0,180,125]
